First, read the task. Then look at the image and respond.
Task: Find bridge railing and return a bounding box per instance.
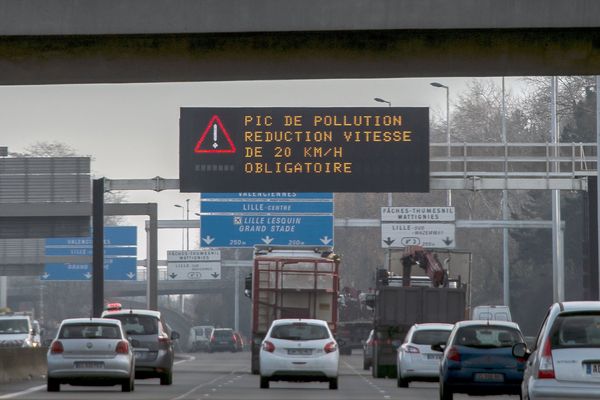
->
[430,142,597,178]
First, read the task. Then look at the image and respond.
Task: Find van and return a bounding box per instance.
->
[188,325,214,352]
[471,305,512,322]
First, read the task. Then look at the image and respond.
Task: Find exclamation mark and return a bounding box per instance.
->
[212,123,218,149]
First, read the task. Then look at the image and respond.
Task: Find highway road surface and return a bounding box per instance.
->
[0,351,520,400]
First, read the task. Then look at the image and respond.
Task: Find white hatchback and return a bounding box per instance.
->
[259,319,339,390]
[515,301,600,400]
[396,322,453,387]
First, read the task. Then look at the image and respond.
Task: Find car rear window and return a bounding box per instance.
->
[455,326,522,348]
[0,319,29,334]
[270,323,330,341]
[412,329,451,345]
[59,323,120,339]
[213,330,233,338]
[109,315,158,335]
[550,313,600,349]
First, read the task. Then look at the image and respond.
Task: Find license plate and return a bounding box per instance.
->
[474,373,504,382]
[74,361,104,369]
[135,351,146,360]
[586,363,600,375]
[288,349,312,355]
[426,353,442,360]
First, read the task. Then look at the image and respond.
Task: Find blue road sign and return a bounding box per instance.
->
[42,258,136,281]
[200,215,334,247]
[201,192,333,200]
[200,200,333,214]
[43,226,137,281]
[45,226,137,246]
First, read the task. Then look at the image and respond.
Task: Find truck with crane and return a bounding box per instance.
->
[367,246,467,378]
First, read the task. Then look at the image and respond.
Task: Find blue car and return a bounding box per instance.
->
[434,320,526,400]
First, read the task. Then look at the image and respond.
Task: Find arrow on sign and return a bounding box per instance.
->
[41,273,50,280]
[320,236,332,245]
[383,237,395,247]
[202,235,215,245]
[211,272,220,279]
[83,272,92,279]
[443,237,454,246]
[126,272,135,279]
[169,273,178,279]
[262,236,274,244]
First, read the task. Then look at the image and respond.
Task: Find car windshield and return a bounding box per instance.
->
[0,319,29,334]
[270,323,330,341]
[455,326,522,348]
[59,323,120,339]
[550,312,600,349]
[412,329,451,345]
[109,315,158,335]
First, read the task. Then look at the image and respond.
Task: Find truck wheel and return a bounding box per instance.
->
[260,376,269,389]
[329,377,338,390]
[47,378,60,392]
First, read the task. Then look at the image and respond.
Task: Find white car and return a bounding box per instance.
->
[46,318,135,392]
[259,318,339,390]
[396,323,453,387]
[514,301,600,400]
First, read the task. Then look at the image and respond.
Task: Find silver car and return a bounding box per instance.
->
[102,306,179,385]
[46,318,135,392]
[514,301,600,399]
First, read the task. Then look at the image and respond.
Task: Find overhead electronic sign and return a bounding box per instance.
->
[180,107,429,192]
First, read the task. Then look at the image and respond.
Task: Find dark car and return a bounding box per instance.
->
[101,306,180,385]
[209,328,237,353]
[435,320,526,400]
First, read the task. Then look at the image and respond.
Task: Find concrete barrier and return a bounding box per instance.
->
[0,348,47,384]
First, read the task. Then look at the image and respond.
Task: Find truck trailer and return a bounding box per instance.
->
[246,246,340,374]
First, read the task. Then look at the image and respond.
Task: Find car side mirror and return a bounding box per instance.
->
[512,342,530,359]
[171,331,180,340]
[30,329,37,336]
[431,343,446,352]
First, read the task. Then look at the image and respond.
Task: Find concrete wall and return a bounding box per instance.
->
[0,0,599,36]
[0,348,46,384]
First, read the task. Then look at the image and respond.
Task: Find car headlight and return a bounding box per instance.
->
[22,338,33,348]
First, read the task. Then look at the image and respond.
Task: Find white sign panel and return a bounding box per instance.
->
[167,249,221,280]
[381,223,456,249]
[381,207,455,222]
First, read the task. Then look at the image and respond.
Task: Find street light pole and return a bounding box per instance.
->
[431,82,452,207]
[174,204,184,250]
[373,97,393,208]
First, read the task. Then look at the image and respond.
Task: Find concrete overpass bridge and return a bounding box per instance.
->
[0,0,599,85]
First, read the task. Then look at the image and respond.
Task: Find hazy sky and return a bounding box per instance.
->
[0,77,522,259]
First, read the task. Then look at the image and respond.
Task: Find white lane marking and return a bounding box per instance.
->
[0,384,45,399]
[168,371,234,400]
[174,355,196,365]
[343,359,391,398]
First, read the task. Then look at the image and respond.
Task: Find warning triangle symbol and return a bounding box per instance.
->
[194,115,236,153]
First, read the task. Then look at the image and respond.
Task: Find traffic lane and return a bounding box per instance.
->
[0,352,521,400]
[0,353,247,400]
[342,351,521,400]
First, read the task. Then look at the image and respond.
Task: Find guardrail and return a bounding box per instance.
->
[0,347,47,383]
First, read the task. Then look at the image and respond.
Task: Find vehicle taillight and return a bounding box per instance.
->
[210,336,216,343]
[404,345,420,354]
[538,339,555,379]
[262,341,275,353]
[50,340,64,354]
[232,335,237,343]
[116,340,129,354]
[158,336,170,345]
[447,346,460,362]
[324,341,337,353]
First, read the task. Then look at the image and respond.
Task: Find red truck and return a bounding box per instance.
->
[245,246,340,374]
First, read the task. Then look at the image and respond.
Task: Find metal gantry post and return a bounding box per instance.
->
[551,76,565,303]
[92,178,105,317]
[597,75,600,300]
[501,77,510,308]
